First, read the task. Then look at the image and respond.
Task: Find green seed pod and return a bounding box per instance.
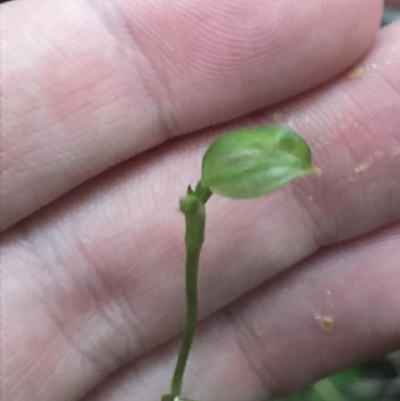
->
[201,126,317,199]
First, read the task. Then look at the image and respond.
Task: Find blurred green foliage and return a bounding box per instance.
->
[273,353,400,401]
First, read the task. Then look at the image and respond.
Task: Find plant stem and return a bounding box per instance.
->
[170,244,201,397]
[165,183,210,399]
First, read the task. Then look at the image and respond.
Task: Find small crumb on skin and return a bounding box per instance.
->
[354,158,373,173]
[270,112,282,124]
[311,165,322,176]
[316,315,334,332]
[347,64,365,79]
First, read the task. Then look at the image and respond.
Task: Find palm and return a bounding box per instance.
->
[3,1,400,401]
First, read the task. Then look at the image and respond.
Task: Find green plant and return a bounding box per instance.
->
[273,355,400,401]
[162,126,318,401]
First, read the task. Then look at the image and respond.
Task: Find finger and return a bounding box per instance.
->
[4,16,400,401]
[1,0,383,230]
[82,222,400,401]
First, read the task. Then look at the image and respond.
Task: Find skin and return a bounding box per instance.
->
[2,0,400,400]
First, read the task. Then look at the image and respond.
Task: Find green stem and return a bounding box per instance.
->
[170,244,201,396]
[164,183,211,400]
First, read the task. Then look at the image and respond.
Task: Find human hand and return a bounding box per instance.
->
[3,0,400,400]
